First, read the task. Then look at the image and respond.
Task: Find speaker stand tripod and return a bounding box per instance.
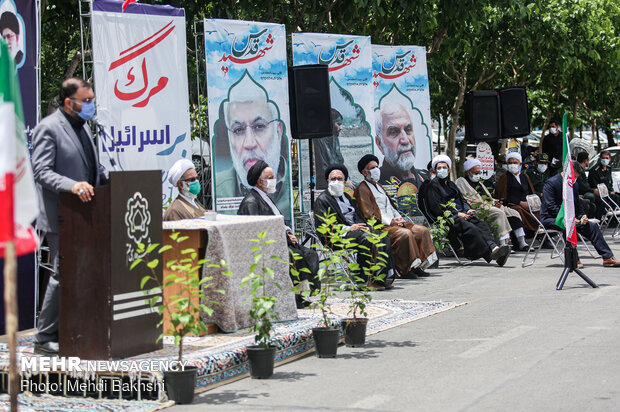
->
[556,244,598,290]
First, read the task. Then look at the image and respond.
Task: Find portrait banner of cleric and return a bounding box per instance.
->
[0,10,24,66]
[375,88,431,199]
[31,77,108,355]
[163,158,206,221]
[212,72,292,221]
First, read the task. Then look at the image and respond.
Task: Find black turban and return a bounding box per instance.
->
[325,164,349,181]
[357,154,379,173]
[0,12,19,34]
[247,160,269,187]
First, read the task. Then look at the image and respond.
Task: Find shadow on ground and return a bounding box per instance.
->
[195,389,269,405]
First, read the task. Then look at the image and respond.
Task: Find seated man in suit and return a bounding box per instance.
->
[314,164,395,290]
[238,160,320,308]
[420,154,511,266]
[541,161,620,267]
[494,152,539,237]
[163,158,206,221]
[355,154,437,278]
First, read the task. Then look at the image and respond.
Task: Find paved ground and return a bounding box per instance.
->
[172,236,620,411]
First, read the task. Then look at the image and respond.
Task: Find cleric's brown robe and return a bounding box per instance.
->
[163,196,207,221]
[494,172,539,232]
[354,181,435,275]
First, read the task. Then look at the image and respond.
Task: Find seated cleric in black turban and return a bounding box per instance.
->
[357,154,379,174]
[246,160,270,187]
[324,163,349,182]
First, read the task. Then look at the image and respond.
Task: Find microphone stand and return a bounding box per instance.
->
[93,120,122,172]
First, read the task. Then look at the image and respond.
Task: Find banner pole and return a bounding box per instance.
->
[3,241,19,412]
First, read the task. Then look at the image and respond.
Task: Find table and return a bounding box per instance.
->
[163,214,297,333]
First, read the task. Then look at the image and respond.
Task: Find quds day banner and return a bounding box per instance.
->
[91,0,192,205]
[0,0,38,148]
[204,19,293,223]
[372,45,432,216]
[292,33,375,212]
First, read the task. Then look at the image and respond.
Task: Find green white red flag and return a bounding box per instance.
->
[0,41,39,257]
[554,113,577,246]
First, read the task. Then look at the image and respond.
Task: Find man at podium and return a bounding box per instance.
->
[31,78,108,355]
[163,158,207,221]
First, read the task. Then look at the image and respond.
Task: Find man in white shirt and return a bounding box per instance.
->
[354,155,437,278]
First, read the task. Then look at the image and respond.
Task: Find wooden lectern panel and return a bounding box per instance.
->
[59,171,163,359]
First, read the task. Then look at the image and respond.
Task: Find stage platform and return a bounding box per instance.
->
[0,299,465,409]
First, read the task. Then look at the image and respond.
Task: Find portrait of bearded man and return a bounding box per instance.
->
[214,72,292,221]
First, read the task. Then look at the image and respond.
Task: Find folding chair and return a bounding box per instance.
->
[522,194,565,267]
[597,184,620,238]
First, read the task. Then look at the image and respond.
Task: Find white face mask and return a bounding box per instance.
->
[470,172,483,181]
[327,181,345,197]
[368,167,381,183]
[264,178,277,193]
[507,164,521,175]
[501,164,508,171]
[550,127,558,135]
[436,168,449,179]
[601,158,610,167]
[537,164,548,173]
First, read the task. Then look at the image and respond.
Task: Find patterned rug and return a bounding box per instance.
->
[0,393,173,411]
[0,299,465,408]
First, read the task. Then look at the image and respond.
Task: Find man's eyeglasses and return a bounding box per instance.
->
[329,177,345,182]
[2,33,16,41]
[182,177,198,182]
[70,97,95,104]
[228,119,278,140]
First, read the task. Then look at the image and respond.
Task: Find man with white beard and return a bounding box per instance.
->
[215,73,291,219]
[376,102,426,194]
[313,164,395,290]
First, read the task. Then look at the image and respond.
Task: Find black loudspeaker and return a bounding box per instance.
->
[499,86,530,138]
[288,64,332,139]
[465,90,501,142]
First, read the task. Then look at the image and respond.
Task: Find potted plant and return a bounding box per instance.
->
[241,231,281,379]
[339,218,388,347]
[309,213,350,358]
[132,232,230,403]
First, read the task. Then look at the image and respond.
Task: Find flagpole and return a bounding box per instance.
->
[3,241,19,412]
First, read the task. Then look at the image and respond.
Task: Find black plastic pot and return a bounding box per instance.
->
[342,318,368,347]
[247,345,276,379]
[312,327,340,358]
[164,365,197,404]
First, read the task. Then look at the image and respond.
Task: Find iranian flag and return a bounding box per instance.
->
[554,113,577,246]
[0,41,39,257]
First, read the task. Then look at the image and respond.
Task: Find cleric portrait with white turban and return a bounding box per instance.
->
[493,150,540,233]
[213,71,292,222]
[163,158,207,221]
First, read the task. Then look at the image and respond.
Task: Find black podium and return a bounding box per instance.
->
[58,171,163,359]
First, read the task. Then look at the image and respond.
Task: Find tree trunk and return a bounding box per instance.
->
[448,81,467,180]
[570,100,580,141]
[591,119,596,144]
[436,115,442,155]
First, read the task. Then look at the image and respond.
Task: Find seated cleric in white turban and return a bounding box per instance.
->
[163,158,206,221]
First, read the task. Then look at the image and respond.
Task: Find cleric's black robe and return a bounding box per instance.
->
[238,189,319,289]
[419,178,496,261]
[313,190,395,282]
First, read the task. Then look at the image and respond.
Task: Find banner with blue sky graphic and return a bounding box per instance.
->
[204,19,293,222]
[372,45,432,207]
[292,33,374,211]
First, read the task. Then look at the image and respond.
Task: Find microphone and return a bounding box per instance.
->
[92,116,122,171]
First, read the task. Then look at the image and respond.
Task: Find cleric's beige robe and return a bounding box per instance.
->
[163,196,206,221]
[354,181,435,276]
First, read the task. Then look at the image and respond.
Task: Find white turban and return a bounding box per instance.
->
[168,158,195,186]
[463,158,482,172]
[506,151,522,163]
[432,154,452,169]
